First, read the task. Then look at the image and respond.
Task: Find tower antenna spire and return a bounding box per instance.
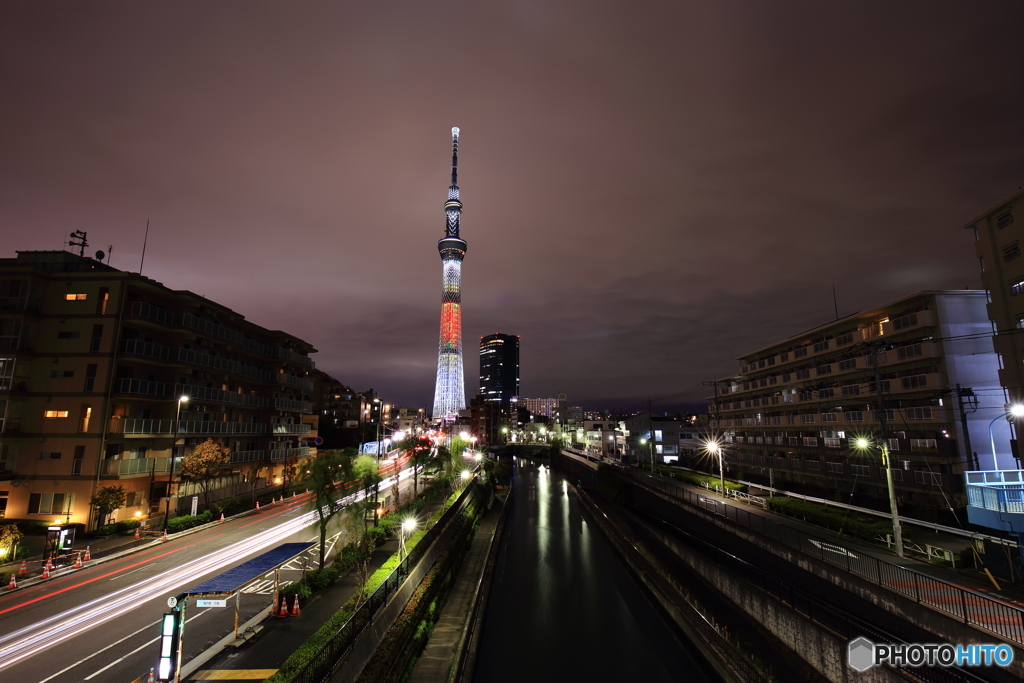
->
[451,127,459,186]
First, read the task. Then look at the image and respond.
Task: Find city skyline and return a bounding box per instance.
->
[2,2,1023,412]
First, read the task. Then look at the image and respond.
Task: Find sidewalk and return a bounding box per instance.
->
[406,492,506,683]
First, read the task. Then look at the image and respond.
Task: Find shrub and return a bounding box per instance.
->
[115,520,141,535]
[764,497,892,542]
[305,567,339,591]
[166,510,214,534]
[95,524,117,537]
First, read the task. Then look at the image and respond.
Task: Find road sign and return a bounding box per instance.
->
[196,599,227,607]
[314,437,324,445]
[166,596,177,608]
[191,496,199,516]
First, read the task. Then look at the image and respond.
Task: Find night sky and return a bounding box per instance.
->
[3,2,1023,413]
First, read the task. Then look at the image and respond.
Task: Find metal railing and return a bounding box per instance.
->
[272,423,312,435]
[273,346,315,368]
[966,470,1024,514]
[181,313,274,357]
[113,378,170,397]
[230,450,267,464]
[120,338,172,360]
[113,419,270,436]
[128,301,176,326]
[177,348,273,383]
[176,383,269,408]
[270,447,310,461]
[103,457,172,476]
[632,472,1024,648]
[290,481,482,683]
[276,373,314,391]
[274,397,313,412]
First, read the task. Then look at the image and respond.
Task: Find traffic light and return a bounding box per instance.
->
[157,611,181,681]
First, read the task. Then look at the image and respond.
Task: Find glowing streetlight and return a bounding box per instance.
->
[854,436,904,558]
[701,439,725,494]
[400,518,417,560]
[164,395,189,531]
[988,404,1024,469]
[461,470,472,486]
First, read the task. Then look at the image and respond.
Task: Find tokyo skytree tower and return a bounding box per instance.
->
[432,127,468,422]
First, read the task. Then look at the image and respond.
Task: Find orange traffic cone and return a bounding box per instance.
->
[147,668,155,683]
[290,595,301,616]
[84,546,91,561]
[41,561,51,580]
[255,500,260,511]
[75,553,83,569]
[161,529,169,543]
[219,512,225,523]
[18,560,26,575]
[6,574,16,590]
[134,527,140,540]
[276,594,288,617]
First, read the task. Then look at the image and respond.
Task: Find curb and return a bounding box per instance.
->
[181,609,272,679]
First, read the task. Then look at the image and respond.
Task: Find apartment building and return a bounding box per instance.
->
[312,371,362,449]
[708,290,1003,518]
[622,412,690,464]
[0,250,316,528]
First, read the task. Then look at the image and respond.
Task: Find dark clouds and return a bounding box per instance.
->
[2,1,1023,412]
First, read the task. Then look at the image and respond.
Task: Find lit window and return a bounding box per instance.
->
[44,410,69,418]
[65,293,88,301]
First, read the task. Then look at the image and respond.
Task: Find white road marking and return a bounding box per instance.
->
[83,610,208,680]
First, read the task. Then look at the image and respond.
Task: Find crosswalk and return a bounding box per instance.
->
[239,531,343,594]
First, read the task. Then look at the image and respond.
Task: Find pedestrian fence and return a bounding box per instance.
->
[633,472,1024,649]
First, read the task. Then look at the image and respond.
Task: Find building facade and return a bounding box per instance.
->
[708,290,1003,518]
[479,333,519,409]
[0,250,316,528]
[312,371,362,449]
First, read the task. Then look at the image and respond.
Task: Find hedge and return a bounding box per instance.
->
[3,519,86,536]
[166,510,214,534]
[764,496,893,542]
[663,468,747,493]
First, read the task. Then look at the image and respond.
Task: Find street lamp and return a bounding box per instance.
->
[639,437,655,472]
[164,395,189,530]
[854,436,904,558]
[400,518,417,560]
[461,470,472,487]
[988,404,1024,470]
[701,439,725,494]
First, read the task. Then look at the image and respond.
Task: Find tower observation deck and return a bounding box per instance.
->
[432,127,468,422]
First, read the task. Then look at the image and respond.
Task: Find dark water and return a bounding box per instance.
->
[474,458,712,683]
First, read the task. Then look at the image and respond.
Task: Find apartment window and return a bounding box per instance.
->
[826,461,843,472]
[44,410,69,418]
[1011,278,1024,296]
[794,347,808,358]
[891,469,903,482]
[816,364,833,376]
[869,380,891,393]
[767,356,775,366]
[84,364,97,392]
[1004,244,1021,262]
[893,313,919,331]
[56,331,80,339]
[851,464,871,477]
[780,352,789,362]
[38,452,62,460]
[785,414,796,424]
[758,359,765,369]
[845,411,864,423]
[910,438,938,450]
[997,212,1014,229]
[770,415,781,425]
[79,405,92,433]
[64,293,88,301]
[914,471,942,486]
[796,369,810,380]
[888,438,900,452]
[838,358,857,371]
[813,340,829,353]
[769,375,778,385]
[51,370,74,378]
[897,344,923,360]
[90,325,103,352]
[865,352,888,365]
[804,456,820,467]
[835,332,854,346]
[905,406,933,420]
[819,388,835,399]
[98,288,109,314]
[901,375,928,390]
[822,412,838,423]
[874,409,896,422]
[782,373,791,382]
[72,445,85,475]
[842,385,861,397]
[798,391,813,401]
[788,438,799,447]
[27,492,75,515]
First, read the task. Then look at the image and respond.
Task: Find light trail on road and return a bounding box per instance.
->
[0,468,413,674]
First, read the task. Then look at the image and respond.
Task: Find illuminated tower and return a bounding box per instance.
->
[432,127,468,422]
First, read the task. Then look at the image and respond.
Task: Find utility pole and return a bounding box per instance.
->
[955,384,980,470]
[871,342,904,558]
[642,396,655,472]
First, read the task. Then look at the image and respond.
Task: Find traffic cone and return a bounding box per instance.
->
[219,512,225,523]
[84,546,91,561]
[276,594,288,618]
[134,527,140,541]
[290,595,301,616]
[75,553,83,569]
[255,500,260,511]
[18,560,26,576]
[6,574,16,590]
[147,668,155,683]
[41,561,51,580]
[161,529,169,543]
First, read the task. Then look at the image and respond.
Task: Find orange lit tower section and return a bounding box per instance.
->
[432,127,468,422]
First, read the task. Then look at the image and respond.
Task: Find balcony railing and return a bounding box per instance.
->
[0,296,41,312]
[274,397,312,412]
[966,470,1024,514]
[276,373,314,391]
[230,450,268,464]
[114,378,170,397]
[272,423,312,435]
[273,347,315,368]
[112,419,270,436]
[128,301,176,326]
[104,457,172,476]
[271,446,310,461]
[181,314,275,357]
[177,348,273,383]
[120,338,173,360]
[175,384,269,408]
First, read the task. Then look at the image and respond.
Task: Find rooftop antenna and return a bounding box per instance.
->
[832,284,839,320]
[94,250,105,262]
[106,244,114,267]
[139,220,150,274]
[68,230,88,257]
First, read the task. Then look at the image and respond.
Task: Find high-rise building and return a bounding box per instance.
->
[479,333,519,408]
[432,127,468,422]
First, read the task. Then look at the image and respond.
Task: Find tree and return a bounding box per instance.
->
[0,523,22,562]
[90,484,127,528]
[180,438,231,511]
[245,460,266,505]
[398,434,434,498]
[300,450,355,569]
[353,454,381,528]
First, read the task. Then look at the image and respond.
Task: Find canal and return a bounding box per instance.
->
[474,457,715,683]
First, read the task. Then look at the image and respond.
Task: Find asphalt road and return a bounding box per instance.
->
[0,460,420,683]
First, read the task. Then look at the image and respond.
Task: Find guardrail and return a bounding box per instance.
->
[632,472,1024,648]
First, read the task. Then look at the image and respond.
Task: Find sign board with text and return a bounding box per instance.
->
[196,599,227,607]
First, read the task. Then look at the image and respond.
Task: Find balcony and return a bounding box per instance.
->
[111,419,269,436]
[181,314,274,357]
[120,339,173,361]
[175,383,269,408]
[128,301,176,326]
[104,457,172,476]
[276,373,314,391]
[230,450,268,464]
[114,378,170,397]
[966,470,1024,533]
[272,423,312,435]
[270,446,310,461]
[178,348,273,383]
[273,347,315,369]
[274,397,312,412]
[0,296,41,312]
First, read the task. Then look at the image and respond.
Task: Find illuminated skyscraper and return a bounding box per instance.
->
[432,128,468,421]
[479,333,519,408]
